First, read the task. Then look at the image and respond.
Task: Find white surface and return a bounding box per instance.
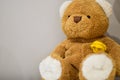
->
[0,0,120,80]
[82,54,113,80]
[39,56,62,80]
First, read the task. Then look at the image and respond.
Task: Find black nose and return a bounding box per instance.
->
[74,16,82,23]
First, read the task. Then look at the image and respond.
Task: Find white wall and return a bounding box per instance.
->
[0,0,120,80]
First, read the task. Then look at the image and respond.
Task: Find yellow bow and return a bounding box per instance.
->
[91,41,107,53]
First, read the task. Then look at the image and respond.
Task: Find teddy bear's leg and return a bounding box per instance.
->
[79,54,116,80]
[39,56,79,80]
[59,59,79,80]
[39,56,62,80]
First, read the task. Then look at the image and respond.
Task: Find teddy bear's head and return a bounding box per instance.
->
[60,0,112,39]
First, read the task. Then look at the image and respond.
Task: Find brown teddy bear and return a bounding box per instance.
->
[39,0,120,80]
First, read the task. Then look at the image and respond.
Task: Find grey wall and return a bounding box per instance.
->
[0,0,120,80]
[108,0,120,42]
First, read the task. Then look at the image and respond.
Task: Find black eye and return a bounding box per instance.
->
[68,15,71,18]
[87,15,91,19]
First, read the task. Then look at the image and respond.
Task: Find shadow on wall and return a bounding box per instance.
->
[113,0,120,23]
[107,0,120,44]
[107,33,120,44]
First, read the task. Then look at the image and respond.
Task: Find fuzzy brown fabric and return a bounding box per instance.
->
[41,0,120,80]
[62,0,108,39]
[51,36,120,80]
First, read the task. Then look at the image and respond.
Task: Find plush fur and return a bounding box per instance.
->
[39,0,120,80]
[39,56,62,80]
[59,1,72,18]
[81,53,114,80]
[96,0,112,17]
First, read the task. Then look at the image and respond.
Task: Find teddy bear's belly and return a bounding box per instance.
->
[65,49,82,57]
[65,43,92,57]
[64,44,91,69]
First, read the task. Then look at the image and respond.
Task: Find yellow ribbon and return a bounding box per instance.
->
[91,41,107,53]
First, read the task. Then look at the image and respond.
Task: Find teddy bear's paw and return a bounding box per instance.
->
[82,54,113,80]
[39,56,62,80]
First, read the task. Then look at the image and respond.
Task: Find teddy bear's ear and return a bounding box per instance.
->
[96,0,112,17]
[59,1,72,18]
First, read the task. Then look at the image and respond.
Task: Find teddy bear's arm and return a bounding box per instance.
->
[50,40,68,59]
[101,37,120,76]
[108,43,120,76]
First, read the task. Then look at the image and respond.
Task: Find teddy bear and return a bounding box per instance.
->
[39,0,120,80]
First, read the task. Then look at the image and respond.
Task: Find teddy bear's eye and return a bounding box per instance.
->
[68,15,71,18]
[87,15,91,19]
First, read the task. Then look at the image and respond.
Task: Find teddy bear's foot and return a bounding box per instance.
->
[82,54,113,80]
[39,56,62,80]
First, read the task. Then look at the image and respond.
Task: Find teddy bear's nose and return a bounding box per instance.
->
[74,16,82,23]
